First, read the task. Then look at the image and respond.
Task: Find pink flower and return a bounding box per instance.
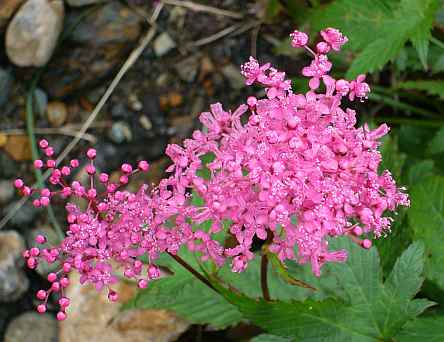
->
[320,28,348,51]
[17,27,409,318]
[240,57,270,85]
[349,74,370,101]
[290,30,309,48]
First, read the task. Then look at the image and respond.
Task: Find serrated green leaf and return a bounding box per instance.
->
[126,247,242,328]
[385,242,425,300]
[427,127,444,155]
[396,315,444,341]
[308,0,394,51]
[215,238,432,341]
[408,176,444,292]
[409,0,439,70]
[398,80,444,100]
[309,0,440,77]
[346,32,406,78]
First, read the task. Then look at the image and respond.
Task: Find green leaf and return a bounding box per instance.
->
[346,31,406,78]
[409,0,439,70]
[126,248,242,328]
[406,159,435,186]
[215,238,433,341]
[427,127,444,155]
[396,315,444,341]
[251,334,293,342]
[408,176,444,292]
[309,0,440,77]
[398,80,444,100]
[379,134,406,181]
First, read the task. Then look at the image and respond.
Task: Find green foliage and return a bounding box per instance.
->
[308,0,440,77]
[398,80,444,100]
[427,127,444,155]
[214,239,433,341]
[124,248,243,328]
[251,334,293,342]
[128,236,435,340]
[395,315,444,341]
[408,176,444,293]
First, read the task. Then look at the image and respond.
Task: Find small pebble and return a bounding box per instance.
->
[47,101,67,127]
[153,32,176,57]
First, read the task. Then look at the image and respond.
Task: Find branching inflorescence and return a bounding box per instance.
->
[16,28,409,320]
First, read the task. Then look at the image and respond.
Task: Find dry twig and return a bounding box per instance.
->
[161,0,243,19]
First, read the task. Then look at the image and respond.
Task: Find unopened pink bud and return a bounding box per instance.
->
[34,159,44,169]
[70,159,79,168]
[14,179,24,189]
[40,197,50,207]
[46,160,56,168]
[108,290,118,302]
[61,166,71,176]
[362,239,372,249]
[138,161,149,172]
[37,304,47,313]
[22,186,32,196]
[63,262,72,273]
[138,279,148,289]
[45,147,54,157]
[59,297,70,307]
[27,257,37,269]
[39,139,49,149]
[99,173,109,183]
[47,272,57,282]
[36,290,47,300]
[60,277,70,288]
[119,175,128,184]
[247,96,257,107]
[30,247,40,257]
[121,163,133,174]
[86,148,96,159]
[56,312,66,321]
[35,234,46,244]
[290,30,309,48]
[86,165,96,175]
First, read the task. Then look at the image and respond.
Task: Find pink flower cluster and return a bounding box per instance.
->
[16,28,409,318]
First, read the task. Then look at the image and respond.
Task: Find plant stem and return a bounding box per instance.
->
[260,253,271,301]
[26,73,64,241]
[167,252,217,293]
[431,37,444,50]
[368,93,438,118]
[374,116,444,127]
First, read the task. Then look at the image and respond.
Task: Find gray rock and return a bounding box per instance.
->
[153,32,176,57]
[0,68,13,107]
[6,0,64,67]
[41,2,142,98]
[67,0,106,6]
[46,101,68,127]
[4,312,57,342]
[0,180,15,204]
[0,231,29,302]
[174,54,201,83]
[109,121,132,144]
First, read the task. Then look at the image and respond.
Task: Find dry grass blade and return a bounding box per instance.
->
[162,0,243,19]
